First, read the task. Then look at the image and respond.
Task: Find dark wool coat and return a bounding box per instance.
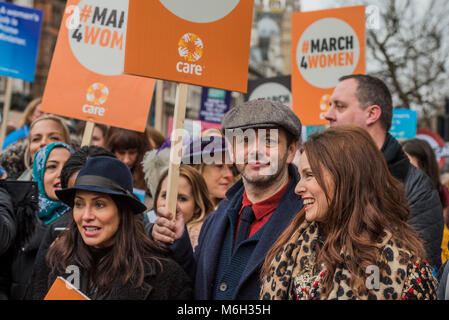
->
[27,248,193,300]
[382,133,444,266]
[170,164,303,300]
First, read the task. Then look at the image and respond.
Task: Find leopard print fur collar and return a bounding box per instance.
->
[260,220,435,300]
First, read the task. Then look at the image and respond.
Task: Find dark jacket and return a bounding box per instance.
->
[27,247,193,300]
[438,260,449,299]
[170,164,303,300]
[0,187,15,256]
[0,187,15,300]
[0,180,39,300]
[4,221,48,300]
[382,133,444,266]
[27,210,153,300]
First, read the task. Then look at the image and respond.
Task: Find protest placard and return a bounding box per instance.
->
[124,1,254,218]
[0,2,43,146]
[125,0,254,93]
[246,75,291,107]
[44,277,90,300]
[41,0,156,142]
[0,2,43,82]
[199,88,231,124]
[292,6,365,125]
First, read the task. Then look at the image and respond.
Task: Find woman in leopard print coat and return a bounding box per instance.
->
[260,126,437,300]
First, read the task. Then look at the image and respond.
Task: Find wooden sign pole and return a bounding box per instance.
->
[0,77,13,149]
[166,83,188,221]
[81,121,95,147]
[155,80,164,132]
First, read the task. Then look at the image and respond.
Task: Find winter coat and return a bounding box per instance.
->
[382,133,444,266]
[0,180,39,300]
[438,260,449,299]
[0,187,15,300]
[169,164,303,300]
[27,210,154,300]
[27,246,193,300]
[0,187,15,256]
[261,221,437,300]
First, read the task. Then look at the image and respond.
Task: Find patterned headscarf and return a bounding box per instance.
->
[32,142,74,225]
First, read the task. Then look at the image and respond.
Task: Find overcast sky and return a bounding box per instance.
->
[300,0,432,12]
[301,0,339,11]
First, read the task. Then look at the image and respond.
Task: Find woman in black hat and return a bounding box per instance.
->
[30,156,192,300]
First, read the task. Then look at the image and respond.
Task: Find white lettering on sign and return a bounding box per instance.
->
[82,104,105,116]
[296,17,360,89]
[176,62,203,76]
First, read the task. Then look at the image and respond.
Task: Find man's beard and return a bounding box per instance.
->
[238,151,288,187]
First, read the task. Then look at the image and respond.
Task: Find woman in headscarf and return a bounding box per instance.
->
[6,141,74,300]
[32,142,74,225]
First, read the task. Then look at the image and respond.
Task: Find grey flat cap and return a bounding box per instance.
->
[221,99,302,140]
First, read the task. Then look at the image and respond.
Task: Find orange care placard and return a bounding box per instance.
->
[41,0,156,132]
[292,6,365,126]
[124,0,254,93]
[44,277,90,300]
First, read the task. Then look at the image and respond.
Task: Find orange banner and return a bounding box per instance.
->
[124,0,254,93]
[41,0,155,132]
[291,6,365,126]
[44,277,89,300]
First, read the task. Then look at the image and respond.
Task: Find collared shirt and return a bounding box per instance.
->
[236,178,291,240]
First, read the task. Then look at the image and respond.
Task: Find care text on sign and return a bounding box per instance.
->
[176,33,204,76]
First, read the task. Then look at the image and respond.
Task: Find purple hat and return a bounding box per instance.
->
[181,136,228,165]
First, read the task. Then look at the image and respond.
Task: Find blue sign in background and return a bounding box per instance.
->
[199,87,232,124]
[389,109,417,140]
[0,2,43,82]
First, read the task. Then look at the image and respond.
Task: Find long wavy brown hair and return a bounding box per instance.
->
[261,126,426,298]
[46,195,168,295]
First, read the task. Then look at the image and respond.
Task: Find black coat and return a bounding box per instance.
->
[382,133,444,266]
[170,164,303,299]
[27,248,193,300]
[0,187,15,300]
[0,187,15,257]
[0,180,39,300]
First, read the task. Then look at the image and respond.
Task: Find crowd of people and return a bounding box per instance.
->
[0,74,448,300]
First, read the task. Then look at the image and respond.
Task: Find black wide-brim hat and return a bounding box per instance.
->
[56,156,147,214]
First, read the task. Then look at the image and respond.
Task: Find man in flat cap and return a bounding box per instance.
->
[153,99,303,299]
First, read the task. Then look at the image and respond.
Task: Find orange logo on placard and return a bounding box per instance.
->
[176,33,204,76]
[319,94,330,119]
[86,82,109,105]
[83,83,109,117]
[178,33,203,62]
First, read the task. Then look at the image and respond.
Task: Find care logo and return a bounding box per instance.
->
[319,94,331,119]
[83,82,108,116]
[176,32,204,76]
[296,18,360,89]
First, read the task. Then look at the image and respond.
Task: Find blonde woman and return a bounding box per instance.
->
[19,115,71,181]
[153,165,214,249]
